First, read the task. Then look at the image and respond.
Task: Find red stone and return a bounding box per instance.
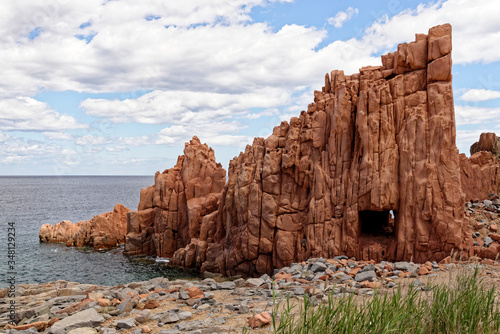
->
[348,268,362,277]
[144,299,159,309]
[248,312,272,328]
[5,321,48,331]
[39,204,129,249]
[97,298,111,307]
[489,234,500,241]
[274,272,291,281]
[418,267,429,275]
[187,287,204,299]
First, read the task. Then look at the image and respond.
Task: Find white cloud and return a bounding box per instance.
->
[81,89,274,148]
[73,134,151,153]
[0,0,498,102]
[459,89,500,102]
[0,0,377,100]
[455,105,500,126]
[75,135,112,146]
[42,131,73,140]
[81,89,289,124]
[328,7,359,28]
[360,0,500,64]
[0,136,61,164]
[117,136,151,146]
[156,126,253,147]
[0,132,9,142]
[0,97,87,131]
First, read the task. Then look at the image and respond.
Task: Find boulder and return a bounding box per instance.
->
[248,312,272,328]
[135,310,152,324]
[49,308,105,334]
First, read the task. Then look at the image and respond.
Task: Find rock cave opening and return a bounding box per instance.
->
[359,210,395,238]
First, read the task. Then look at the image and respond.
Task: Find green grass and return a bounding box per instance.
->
[269,266,500,334]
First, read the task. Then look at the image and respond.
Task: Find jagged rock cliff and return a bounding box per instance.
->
[39,204,129,249]
[126,24,477,277]
[470,133,500,156]
[460,133,500,201]
[200,23,471,276]
[124,136,226,261]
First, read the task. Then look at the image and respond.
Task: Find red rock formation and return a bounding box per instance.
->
[460,133,500,201]
[126,24,479,277]
[39,220,82,244]
[198,23,472,277]
[470,133,500,156]
[124,136,226,266]
[39,204,129,249]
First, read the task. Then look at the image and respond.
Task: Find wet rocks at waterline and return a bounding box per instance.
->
[39,204,129,250]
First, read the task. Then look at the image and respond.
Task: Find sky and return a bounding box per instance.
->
[0,0,499,175]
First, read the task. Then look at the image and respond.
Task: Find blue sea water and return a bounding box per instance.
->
[0,176,199,288]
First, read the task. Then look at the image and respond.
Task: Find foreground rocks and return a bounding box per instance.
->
[2,255,500,334]
[39,204,130,250]
[466,196,500,259]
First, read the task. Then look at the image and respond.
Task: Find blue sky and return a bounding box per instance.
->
[0,0,499,175]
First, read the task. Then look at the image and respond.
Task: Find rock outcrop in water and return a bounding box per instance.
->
[124,136,226,262]
[125,24,482,277]
[39,204,129,249]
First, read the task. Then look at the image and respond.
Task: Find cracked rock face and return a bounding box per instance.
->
[125,24,490,277]
[200,23,471,277]
[460,149,500,202]
[470,133,500,157]
[124,136,226,266]
[461,132,500,202]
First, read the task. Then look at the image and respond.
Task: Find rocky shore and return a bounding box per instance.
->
[2,250,500,334]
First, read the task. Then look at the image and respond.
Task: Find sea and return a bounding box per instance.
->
[0,176,200,288]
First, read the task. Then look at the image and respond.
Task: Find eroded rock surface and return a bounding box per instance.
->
[459,132,500,202]
[460,151,500,202]
[124,136,226,268]
[196,23,471,277]
[126,24,478,277]
[470,133,500,156]
[39,204,129,249]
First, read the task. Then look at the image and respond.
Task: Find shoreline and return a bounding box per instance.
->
[2,256,500,334]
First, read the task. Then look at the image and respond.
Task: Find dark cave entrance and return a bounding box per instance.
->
[359,210,395,238]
